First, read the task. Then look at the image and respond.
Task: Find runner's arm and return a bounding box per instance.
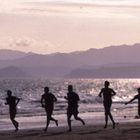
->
[125,96,137,105]
[112,89,116,96]
[5,98,9,105]
[99,89,103,97]
[41,95,44,106]
[53,95,57,102]
[16,98,20,106]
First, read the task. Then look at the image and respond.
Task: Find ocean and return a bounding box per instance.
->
[0,78,139,118]
[0,78,139,130]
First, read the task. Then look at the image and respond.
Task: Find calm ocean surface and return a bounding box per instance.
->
[0,78,139,119]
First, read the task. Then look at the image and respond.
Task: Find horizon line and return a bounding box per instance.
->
[0,42,139,55]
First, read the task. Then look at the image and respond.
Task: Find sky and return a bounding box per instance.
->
[0,0,140,54]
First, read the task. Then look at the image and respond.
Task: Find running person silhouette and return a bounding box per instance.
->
[125,88,140,118]
[99,81,116,128]
[41,87,58,132]
[65,85,85,132]
[5,90,20,132]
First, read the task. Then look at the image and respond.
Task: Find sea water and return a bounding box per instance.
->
[0,78,139,117]
[0,78,139,130]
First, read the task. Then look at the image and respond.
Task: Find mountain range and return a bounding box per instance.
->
[0,43,140,78]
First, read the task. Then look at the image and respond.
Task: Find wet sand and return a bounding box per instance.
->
[1,121,140,140]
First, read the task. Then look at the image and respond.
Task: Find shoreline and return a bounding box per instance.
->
[1,111,140,131]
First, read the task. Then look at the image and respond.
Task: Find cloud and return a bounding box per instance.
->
[14,38,34,47]
[0,37,58,54]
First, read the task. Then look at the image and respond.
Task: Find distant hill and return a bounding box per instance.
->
[0,43,140,68]
[0,49,33,60]
[0,43,140,78]
[65,66,140,78]
[0,66,30,78]
[22,66,72,78]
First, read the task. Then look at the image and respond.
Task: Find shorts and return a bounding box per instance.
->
[103,101,112,113]
[67,107,79,117]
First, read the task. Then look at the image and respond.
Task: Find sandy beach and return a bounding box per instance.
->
[1,121,140,140]
[1,111,140,140]
[0,78,140,140]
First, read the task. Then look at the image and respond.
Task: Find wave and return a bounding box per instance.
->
[0,78,139,118]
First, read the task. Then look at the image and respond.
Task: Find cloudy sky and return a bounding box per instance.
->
[0,0,140,54]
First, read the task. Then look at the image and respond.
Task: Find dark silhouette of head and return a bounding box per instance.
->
[137,88,140,94]
[7,90,12,97]
[44,87,49,93]
[104,81,110,88]
[68,85,73,92]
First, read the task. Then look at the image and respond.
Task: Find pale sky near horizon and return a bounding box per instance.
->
[0,0,140,54]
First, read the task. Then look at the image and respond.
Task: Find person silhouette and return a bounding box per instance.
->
[41,87,58,132]
[125,88,140,118]
[98,81,116,129]
[5,90,20,132]
[65,85,85,132]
